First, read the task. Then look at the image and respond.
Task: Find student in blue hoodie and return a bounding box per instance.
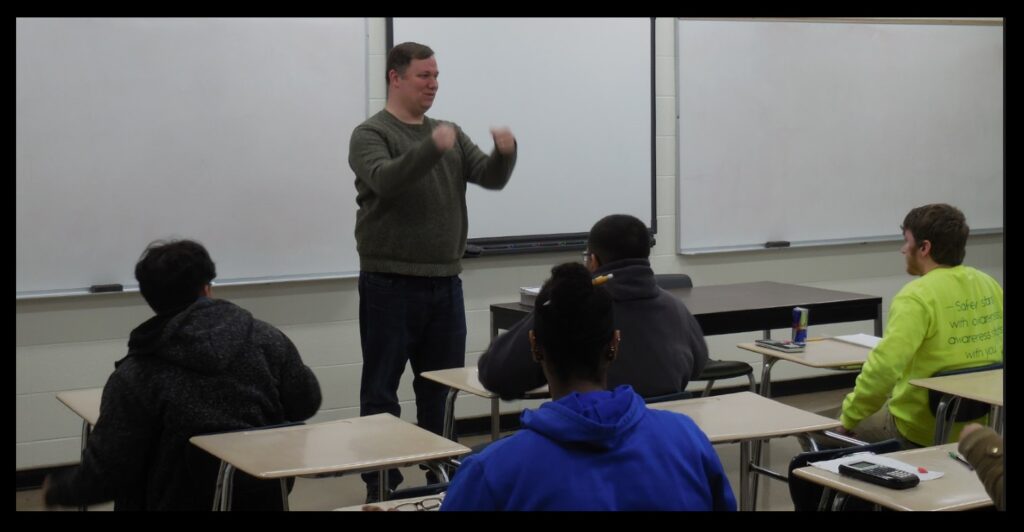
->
[441,262,736,511]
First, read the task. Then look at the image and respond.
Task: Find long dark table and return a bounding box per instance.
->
[491,281,882,339]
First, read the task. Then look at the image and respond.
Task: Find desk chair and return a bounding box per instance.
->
[929,362,1003,445]
[655,274,757,396]
[643,390,693,404]
[788,438,901,511]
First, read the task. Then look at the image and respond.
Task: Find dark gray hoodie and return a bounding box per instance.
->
[45,298,322,510]
[478,259,709,399]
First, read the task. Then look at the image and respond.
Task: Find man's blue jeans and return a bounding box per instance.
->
[358,271,467,491]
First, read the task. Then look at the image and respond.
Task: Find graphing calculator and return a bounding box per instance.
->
[838,460,920,489]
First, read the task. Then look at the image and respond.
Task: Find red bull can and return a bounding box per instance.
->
[792,307,808,344]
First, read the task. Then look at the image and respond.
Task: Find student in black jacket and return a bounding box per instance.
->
[44,239,322,510]
[478,214,708,399]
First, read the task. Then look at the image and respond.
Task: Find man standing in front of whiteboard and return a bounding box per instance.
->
[348,41,517,502]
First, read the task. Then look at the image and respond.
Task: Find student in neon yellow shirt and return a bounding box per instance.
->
[837,203,1003,448]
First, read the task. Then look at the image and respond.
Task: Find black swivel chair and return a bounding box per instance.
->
[654,274,757,396]
[928,362,1003,445]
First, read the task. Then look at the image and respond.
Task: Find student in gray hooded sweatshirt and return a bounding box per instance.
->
[479,214,708,399]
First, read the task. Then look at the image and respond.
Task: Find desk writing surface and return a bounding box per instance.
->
[189,414,469,479]
[791,443,992,511]
[421,367,549,399]
[909,369,1003,407]
[648,392,840,443]
[56,388,103,426]
[737,338,870,369]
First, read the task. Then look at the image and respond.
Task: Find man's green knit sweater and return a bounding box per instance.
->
[348,110,516,277]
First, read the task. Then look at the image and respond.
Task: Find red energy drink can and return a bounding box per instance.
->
[792,307,808,344]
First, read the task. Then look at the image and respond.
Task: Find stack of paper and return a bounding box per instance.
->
[520,286,541,307]
[833,333,882,349]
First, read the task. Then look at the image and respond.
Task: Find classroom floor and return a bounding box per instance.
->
[16,387,851,512]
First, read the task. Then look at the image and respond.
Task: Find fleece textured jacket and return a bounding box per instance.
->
[441,385,736,511]
[348,109,516,277]
[478,259,709,398]
[45,298,322,510]
[841,266,1003,446]
[958,426,1004,510]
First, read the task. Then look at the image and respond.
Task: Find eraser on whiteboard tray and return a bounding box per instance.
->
[89,284,124,293]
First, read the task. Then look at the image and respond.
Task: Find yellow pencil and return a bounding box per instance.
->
[592,273,614,286]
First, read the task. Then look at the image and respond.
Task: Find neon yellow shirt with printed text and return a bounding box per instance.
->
[841,265,1003,446]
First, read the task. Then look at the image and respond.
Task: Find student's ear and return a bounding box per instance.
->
[529,330,543,362]
[918,239,932,257]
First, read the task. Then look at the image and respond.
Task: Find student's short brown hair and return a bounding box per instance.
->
[901,203,969,266]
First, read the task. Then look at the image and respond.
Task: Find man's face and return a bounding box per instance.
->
[900,229,925,276]
[390,56,438,116]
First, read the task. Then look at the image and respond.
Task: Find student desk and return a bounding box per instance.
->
[55,387,104,512]
[189,413,470,510]
[910,369,1004,444]
[490,281,883,340]
[421,367,549,441]
[736,338,871,398]
[791,443,993,511]
[649,391,841,511]
[735,338,870,507]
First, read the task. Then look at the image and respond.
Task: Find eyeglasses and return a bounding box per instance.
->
[390,496,443,511]
[581,249,591,267]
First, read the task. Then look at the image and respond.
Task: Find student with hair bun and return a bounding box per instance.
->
[441,262,735,511]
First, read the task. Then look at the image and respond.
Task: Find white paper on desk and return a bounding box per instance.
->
[520,286,541,307]
[809,452,944,481]
[833,333,882,349]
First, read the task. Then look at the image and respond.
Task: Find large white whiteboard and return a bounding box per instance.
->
[16,18,367,295]
[391,18,654,244]
[676,19,1003,254]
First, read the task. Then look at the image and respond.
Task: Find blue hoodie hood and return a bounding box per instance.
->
[521,385,646,450]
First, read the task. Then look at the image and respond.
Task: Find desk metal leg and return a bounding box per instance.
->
[379,470,387,502]
[992,405,1004,434]
[78,421,90,512]
[491,398,500,441]
[442,387,459,441]
[752,354,780,510]
[817,487,835,511]
[874,303,883,337]
[759,356,779,398]
[280,479,289,511]
[213,460,227,510]
[221,463,235,511]
[739,441,750,511]
[933,394,959,444]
